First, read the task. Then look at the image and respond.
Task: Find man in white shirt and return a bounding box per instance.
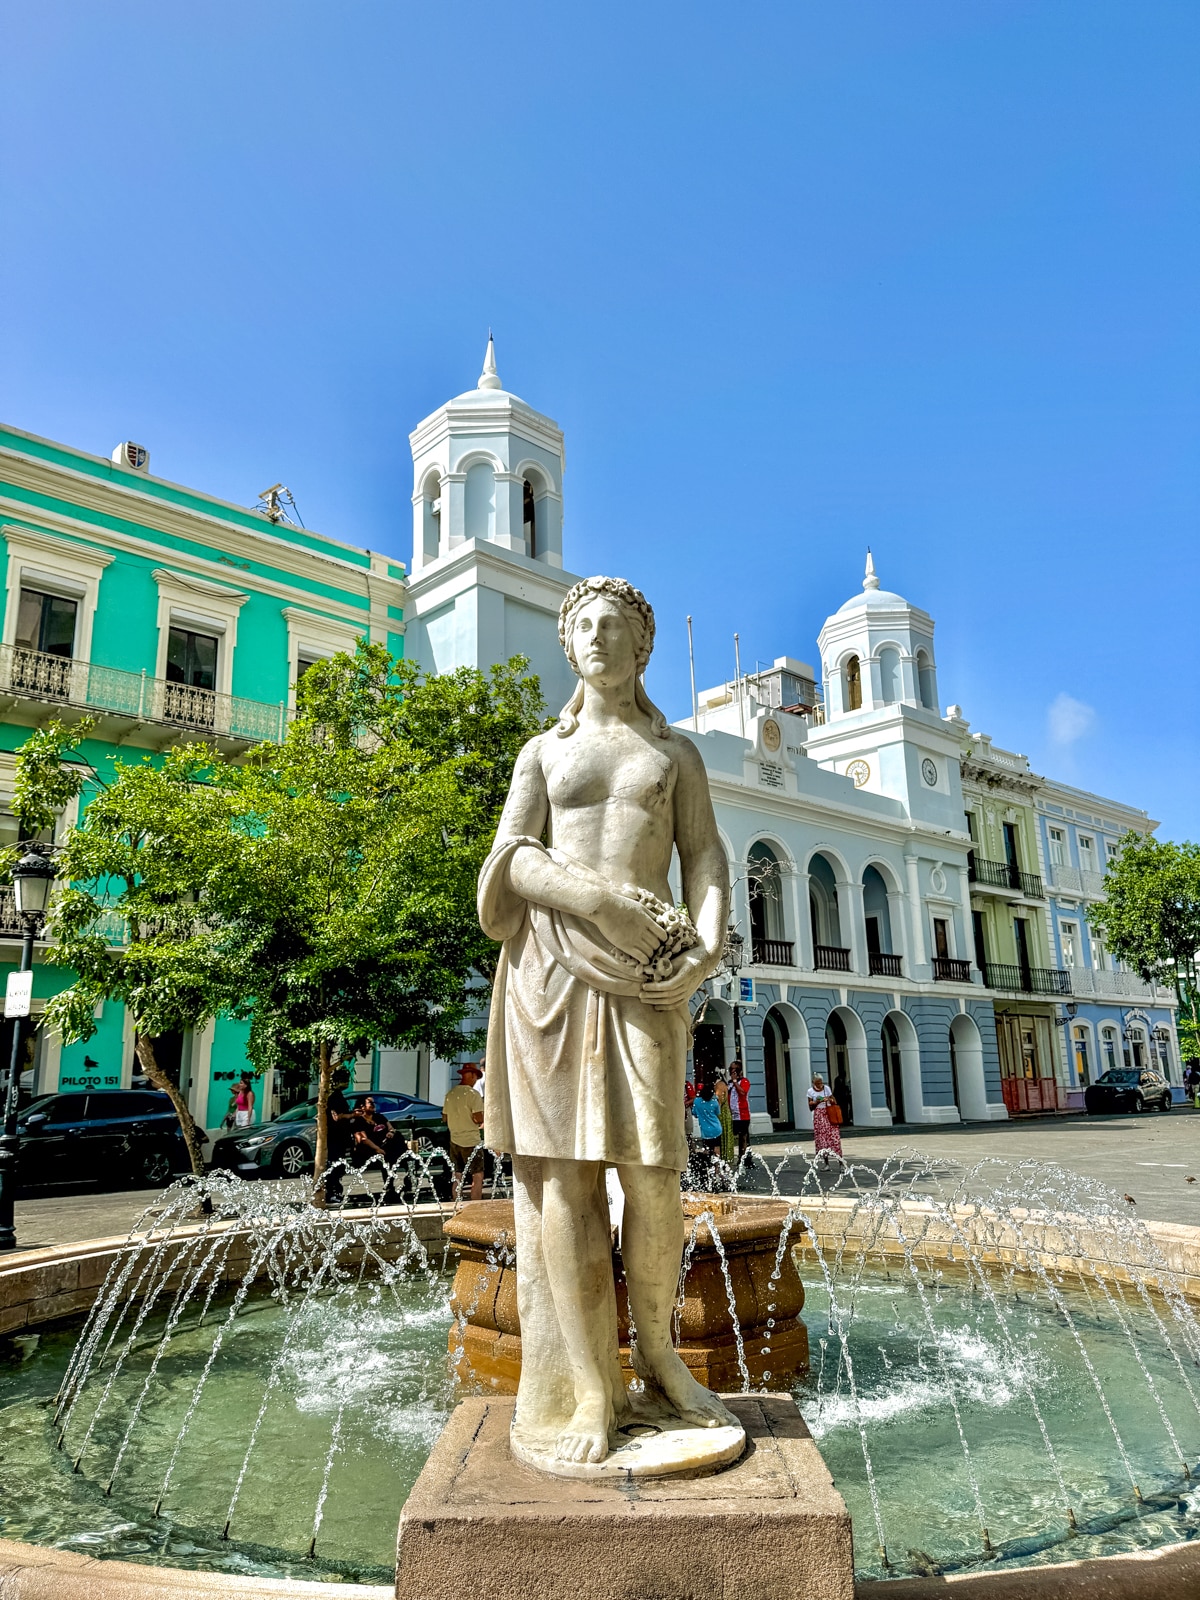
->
[443,1062,485,1201]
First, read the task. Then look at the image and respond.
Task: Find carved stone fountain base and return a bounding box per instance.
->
[443,1194,808,1394]
[396,1393,854,1600]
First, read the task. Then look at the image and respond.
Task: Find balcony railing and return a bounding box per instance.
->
[751,937,795,967]
[984,962,1071,996]
[932,956,972,983]
[968,853,1044,899]
[1045,862,1107,899]
[868,951,903,978]
[0,645,288,746]
[1065,966,1172,1002]
[814,944,852,972]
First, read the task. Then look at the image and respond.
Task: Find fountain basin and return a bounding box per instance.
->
[443,1194,808,1394]
[6,1172,1200,1596]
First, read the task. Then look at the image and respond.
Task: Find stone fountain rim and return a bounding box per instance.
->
[3,1200,1200,1599]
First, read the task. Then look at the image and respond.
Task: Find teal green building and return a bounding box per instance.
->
[0,425,407,1132]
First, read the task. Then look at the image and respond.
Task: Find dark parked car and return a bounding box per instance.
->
[1084,1067,1172,1116]
[210,1090,447,1179]
[15,1089,202,1189]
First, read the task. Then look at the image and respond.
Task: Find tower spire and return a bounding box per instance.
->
[478,332,502,391]
[863,548,880,591]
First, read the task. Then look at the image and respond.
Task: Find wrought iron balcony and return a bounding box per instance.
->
[0,644,288,747]
[968,852,1044,900]
[868,951,903,978]
[983,962,1071,996]
[814,944,852,972]
[932,956,972,983]
[751,937,795,967]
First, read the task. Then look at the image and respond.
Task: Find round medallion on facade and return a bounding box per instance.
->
[847,759,870,788]
[921,757,938,786]
[930,865,947,894]
[761,718,782,753]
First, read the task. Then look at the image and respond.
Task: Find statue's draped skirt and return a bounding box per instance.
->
[478,835,690,1173]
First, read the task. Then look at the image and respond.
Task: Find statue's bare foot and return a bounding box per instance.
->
[632,1344,739,1429]
[555,1393,612,1464]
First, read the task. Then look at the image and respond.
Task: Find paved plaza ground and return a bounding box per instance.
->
[8,1109,1200,1252]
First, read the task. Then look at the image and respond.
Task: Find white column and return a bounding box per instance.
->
[957,865,975,974]
[442,472,466,550]
[493,473,526,551]
[886,889,908,967]
[904,854,927,968]
[844,878,868,975]
[793,870,813,969]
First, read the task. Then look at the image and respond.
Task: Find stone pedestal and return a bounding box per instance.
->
[445,1195,808,1394]
[395,1394,854,1600]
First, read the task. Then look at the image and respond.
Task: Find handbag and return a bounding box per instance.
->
[827,1101,843,1127]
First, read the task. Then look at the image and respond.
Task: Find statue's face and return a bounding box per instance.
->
[572,596,637,688]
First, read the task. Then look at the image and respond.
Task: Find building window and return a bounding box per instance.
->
[16,588,77,658]
[166,627,218,690]
[916,649,936,710]
[1079,836,1095,871]
[296,653,324,684]
[1048,827,1065,867]
[1101,1027,1118,1073]
[965,810,977,840]
[1106,840,1119,863]
[1073,1025,1090,1085]
[523,479,538,559]
[845,655,862,712]
[932,917,950,960]
[1060,921,1078,967]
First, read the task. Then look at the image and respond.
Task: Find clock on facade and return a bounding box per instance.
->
[846,759,870,788]
[761,718,781,753]
[922,757,938,786]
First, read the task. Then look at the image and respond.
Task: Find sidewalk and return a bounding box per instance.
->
[751,1109,1200,1227]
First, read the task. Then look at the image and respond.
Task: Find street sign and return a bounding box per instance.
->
[738,976,756,1006]
[4,970,32,1019]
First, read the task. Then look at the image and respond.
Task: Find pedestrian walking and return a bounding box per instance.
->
[714,1076,735,1170]
[808,1073,843,1169]
[227,1073,255,1130]
[691,1080,723,1188]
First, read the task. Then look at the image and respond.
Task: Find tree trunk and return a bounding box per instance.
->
[312,1038,334,1209]
[134,1030,209,1192]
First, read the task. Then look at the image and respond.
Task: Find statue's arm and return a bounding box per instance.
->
[641,736,729,1008]
[496,738,663,965]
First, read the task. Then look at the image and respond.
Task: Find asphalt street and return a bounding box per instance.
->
[8,1110,1200,1252]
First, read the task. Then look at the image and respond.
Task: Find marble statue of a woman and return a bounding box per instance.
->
[478,576,742,1477]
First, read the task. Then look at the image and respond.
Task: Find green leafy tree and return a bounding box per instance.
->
[15,646,546,1199]
[1088,834,1200,1053]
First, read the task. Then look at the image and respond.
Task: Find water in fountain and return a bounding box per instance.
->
[4,1143,1200,1584]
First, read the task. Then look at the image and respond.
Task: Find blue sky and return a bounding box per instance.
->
[2,2,1197,836]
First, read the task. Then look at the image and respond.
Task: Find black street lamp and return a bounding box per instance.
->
[721,924,746,1076]
[0,847,57,1252]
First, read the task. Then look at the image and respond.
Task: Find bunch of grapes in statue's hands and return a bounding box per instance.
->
[623,887,700,981]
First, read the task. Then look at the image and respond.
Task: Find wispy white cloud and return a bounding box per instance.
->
[1047,692,1096,746]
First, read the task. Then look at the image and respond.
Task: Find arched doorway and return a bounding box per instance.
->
[692,996,733,1088]
[950,1013,988,1120]
[748,841,787,965]
[762,1006,795,1128]
[825,1005,877,1127]
[882,1017,905,1123]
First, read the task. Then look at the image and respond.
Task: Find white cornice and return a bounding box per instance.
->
[705,770,973,857]
[0,498,392,627]
[0,446,403,589]
[0,521,114,570]
[152,567,248,605]
[405,539,579,615]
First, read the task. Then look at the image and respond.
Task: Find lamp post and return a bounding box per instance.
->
[0,847,57,1252]
[722,924,746,1074]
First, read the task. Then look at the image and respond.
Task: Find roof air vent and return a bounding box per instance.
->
[111,441,149,472]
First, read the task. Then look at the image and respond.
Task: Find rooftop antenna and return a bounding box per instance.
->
[256,484,304,527]
[734,632,745,738]
[687,616,698,732]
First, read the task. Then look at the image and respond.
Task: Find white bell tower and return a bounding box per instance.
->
[805,553,964,826]
[404,339,581,714]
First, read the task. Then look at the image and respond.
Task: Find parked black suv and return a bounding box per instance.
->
[15,1090,202,1189]
[1083,1068,1173,1116]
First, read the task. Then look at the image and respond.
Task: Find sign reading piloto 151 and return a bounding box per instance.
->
[4,970,32,1019]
